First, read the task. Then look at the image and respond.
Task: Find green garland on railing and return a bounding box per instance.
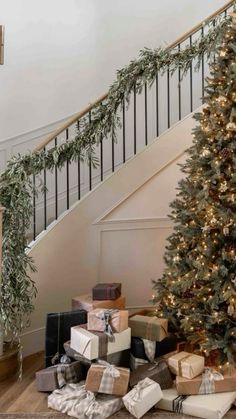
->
[0,14,230,342]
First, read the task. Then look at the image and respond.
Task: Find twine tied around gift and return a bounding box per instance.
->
[125,378,154,416]
[97,360,120,393]
[173,395,188,413]
[96,309,119,340]
[177,354,195,377]
[198,368,224,395]
[145,316,167,341]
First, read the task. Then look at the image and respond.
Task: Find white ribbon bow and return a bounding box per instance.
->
[125,378,153,416]
[198,368,224,394]
[98,360,121,378]
[96,309,119,339]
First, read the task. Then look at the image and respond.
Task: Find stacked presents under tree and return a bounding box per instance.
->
[36,283,236,418]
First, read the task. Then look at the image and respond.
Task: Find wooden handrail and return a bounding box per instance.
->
[34,0,234,152]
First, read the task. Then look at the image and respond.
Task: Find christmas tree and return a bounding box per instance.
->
[152,15,236,365]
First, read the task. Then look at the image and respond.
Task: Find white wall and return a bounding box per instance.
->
[0,0,226,142]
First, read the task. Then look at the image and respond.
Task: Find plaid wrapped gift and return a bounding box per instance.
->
[123,377,163,419]
[168,351,205,379]
[36,361,85,392]
[129,315,168,341]
[48,382,124,419]
[87,309,128,337]
[85,361,130,396]
[92,283,121,300]
[72,293,125,312]
[129,359,173,390]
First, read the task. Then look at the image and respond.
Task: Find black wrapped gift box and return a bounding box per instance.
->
[45,309,87,367]
[131,334,177,361]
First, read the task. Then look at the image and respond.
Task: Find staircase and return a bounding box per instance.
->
[0,1,235,356]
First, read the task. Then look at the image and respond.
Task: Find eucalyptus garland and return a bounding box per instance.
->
[0,14,231,342]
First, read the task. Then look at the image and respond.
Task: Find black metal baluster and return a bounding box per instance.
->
[33,174,36,240]
[156,74,159,137]
[123,100,126,163]
[134,85,137,155]
[77,120,81,200]
[178,44,181,121]
[55,137,58,220]
[100,137,103,182]
[66,128,70,209]
[89,111,92,190]
[112,133,115,172]
[201,27,205,102]
[189,35,193,112]
[167,67,170,129]
[144,82,148,145]
[43,147,47,230]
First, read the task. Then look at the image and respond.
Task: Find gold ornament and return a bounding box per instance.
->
[219,181,228,193]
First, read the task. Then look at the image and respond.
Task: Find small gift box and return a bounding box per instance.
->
[167,351,204,379]
[70,326,131,360]
[88,309,128,336]
[123,377,163,419]
[48,382,124,419]
[92,283,121,300]
[129,315,168,341]
[36,361,84,392]
[129,360,173,390]
[176,367,236,395]
[131,334,177,363]
[72,293,125,312]
[156,388,236,419]
[85,361,130,396]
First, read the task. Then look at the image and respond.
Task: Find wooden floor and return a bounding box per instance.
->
[0,352,236,418]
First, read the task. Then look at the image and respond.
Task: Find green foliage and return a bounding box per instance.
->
[152,16,236,365]
[0,15,229,342]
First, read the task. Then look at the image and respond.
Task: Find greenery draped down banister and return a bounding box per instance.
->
[0,2,234,349]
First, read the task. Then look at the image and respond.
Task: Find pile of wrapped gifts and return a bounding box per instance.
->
[36,282,236,419]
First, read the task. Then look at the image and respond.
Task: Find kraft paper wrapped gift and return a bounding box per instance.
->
[155,388,236,419]
[88,309,128,335]
[129,315,168,341]
[85,362,130,396]
[70,326,131,360]
[129,360,173,390]
[48,382,124,419]
[36,361,85,392]
[72,293,125,312]
[123,377,163,419]
[176,367,236,395]
[167,351,204,379]
[92,283,121,300]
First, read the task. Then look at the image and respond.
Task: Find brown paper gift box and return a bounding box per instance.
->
[72,293,125,312]
[176,368,236,395]
[129,315,168,341]
[92,283,121,300]
[36,361,84,392]
[88,309,128,333]
[85,363,130,396]
[167,351,204,379]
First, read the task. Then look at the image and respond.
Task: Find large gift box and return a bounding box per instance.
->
[85,362,130,396]
[36,361,85,392]
[131,334,177,362]
[92,283,121,300]
[64,340,130,368]
[70,326,131,360]
[176,367,236,395]
[129,360,173,390]
[48,382,124,419]
[129,315,168,341]
[45,309,87,367]
[72,293,125,312]
[156,388,236,419]
[88,309,128,335]
[123,377,163,419]
[167,351,204,379]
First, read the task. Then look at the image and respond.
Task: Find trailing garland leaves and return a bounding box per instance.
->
[0,14,230,342]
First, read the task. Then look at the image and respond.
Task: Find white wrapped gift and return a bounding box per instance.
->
[167,351,204,379]
[156,388,236,419]
[123,377,163,419]
[71,326,131,360]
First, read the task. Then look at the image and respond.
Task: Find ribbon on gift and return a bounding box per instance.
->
[142,338,156,362]
[96,309,119,339]
[82,392,103,418]
[198,368,224,395]
[124,378,154,416]
[56,363,78,388]
[97,360,121,393]
[145,316,167,341]
[173,395,189,413]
